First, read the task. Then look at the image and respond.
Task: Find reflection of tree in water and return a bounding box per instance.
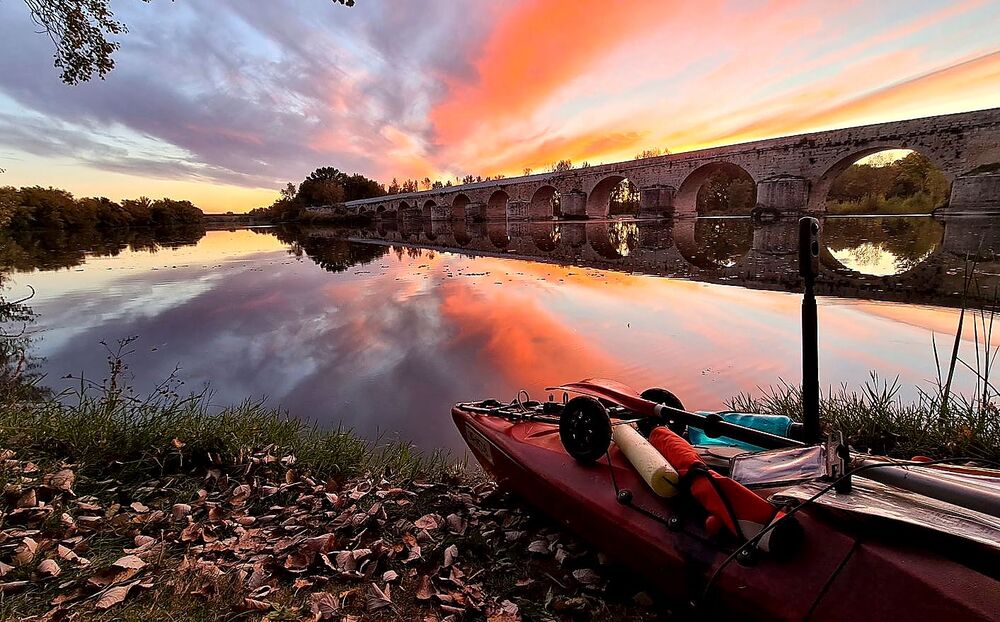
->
[0,275,45,402]
[532,226,560,252]
[0,225,206,273]
[692,218,753,267]
[607,222,640,257]
[269,227,390,273]
[824,217,943,276]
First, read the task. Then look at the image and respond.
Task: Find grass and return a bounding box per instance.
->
[826,192,941,215]
[727,373,1000,462]
[0,338,451,488]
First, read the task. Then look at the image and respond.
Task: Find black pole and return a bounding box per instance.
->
[799,217,821,443]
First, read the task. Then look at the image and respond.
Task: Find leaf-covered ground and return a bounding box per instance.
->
[0,446,675,622]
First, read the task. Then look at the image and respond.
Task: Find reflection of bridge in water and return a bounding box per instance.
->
[318,216,1000,309]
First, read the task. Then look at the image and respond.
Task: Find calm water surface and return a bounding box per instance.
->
[5,216,1000,453]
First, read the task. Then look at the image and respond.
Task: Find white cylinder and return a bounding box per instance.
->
[612,424,681,498]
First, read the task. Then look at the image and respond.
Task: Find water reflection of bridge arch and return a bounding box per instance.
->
[818,217,945,281]
[673,217,755,270]
[487,222,510,248]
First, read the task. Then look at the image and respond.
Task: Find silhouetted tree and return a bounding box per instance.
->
[549,160,573,172]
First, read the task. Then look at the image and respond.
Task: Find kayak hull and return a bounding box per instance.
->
[452,405,1000,621]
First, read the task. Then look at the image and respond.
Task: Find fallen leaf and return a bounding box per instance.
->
[571,568,602,589]
[366,583,393,612]
[113,555,146,570]
[129,502,149,513]
[414,514,441,531]
[415,575,435,600]
[95,580,140,609]
[13,538,38,566]
[243,598,271,611]
[443,544,458,567]
[310,591,339,620]
[486,599,521,622]
[44,470,75,493]
[527,540,549,555]
[171,503,192,519]
[445,513,467,535]
[36,559,61,578]
[16,489,37,508]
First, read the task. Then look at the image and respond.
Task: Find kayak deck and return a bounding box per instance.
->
[453,404,1000,621]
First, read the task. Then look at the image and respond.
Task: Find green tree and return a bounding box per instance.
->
[0,187,18,229]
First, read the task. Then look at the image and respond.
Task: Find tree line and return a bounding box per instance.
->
[826,151,950,214]
[0,186,204,231]
[248,167,387,222]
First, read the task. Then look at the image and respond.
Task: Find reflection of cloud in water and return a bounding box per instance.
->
[830,242,937,276]
[13,229,982,453]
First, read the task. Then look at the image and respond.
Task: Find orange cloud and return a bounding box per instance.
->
[429,0,697,146]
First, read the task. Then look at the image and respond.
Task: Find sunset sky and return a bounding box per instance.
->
[1,0,999,212]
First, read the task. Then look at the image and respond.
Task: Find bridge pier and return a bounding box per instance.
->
[756,176,810,214]
[560,190,588,219]
[507,200,530,221]
[465,202,486,223]
[752,219,798,255]
[639,185,675,217]
[430,205,451,221]
[942,172,1000,215]
[940,215,1000,257]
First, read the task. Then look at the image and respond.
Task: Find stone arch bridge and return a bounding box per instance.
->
[346,108,1000,220]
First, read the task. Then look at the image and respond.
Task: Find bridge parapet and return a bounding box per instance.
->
[345,108,1000,219]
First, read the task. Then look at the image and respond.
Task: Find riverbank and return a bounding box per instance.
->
[3,375,999,621]
[0,378,667,621]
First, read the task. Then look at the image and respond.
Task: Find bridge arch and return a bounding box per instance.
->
[676,162,757,217]
[422,199,436,220]
[586,175,640,218]
[487,190,509,221]
[398,200,416,219]
[529,185,561,220]
[451,194,471,221]
[810,147,954,213]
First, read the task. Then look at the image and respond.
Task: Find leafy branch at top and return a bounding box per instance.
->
[21,0,356,85]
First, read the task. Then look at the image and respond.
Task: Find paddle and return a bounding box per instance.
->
[548,378,804,451]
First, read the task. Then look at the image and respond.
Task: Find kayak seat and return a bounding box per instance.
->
[688,412,794,452]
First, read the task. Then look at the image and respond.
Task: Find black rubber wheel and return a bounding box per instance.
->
[638,388,687,437]
[559,396,612,463]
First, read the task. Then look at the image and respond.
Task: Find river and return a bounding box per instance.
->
[3,215,1000,453]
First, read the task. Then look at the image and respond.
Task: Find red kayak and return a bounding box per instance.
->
[453,219,1000,619]
[451,399,1000,621]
